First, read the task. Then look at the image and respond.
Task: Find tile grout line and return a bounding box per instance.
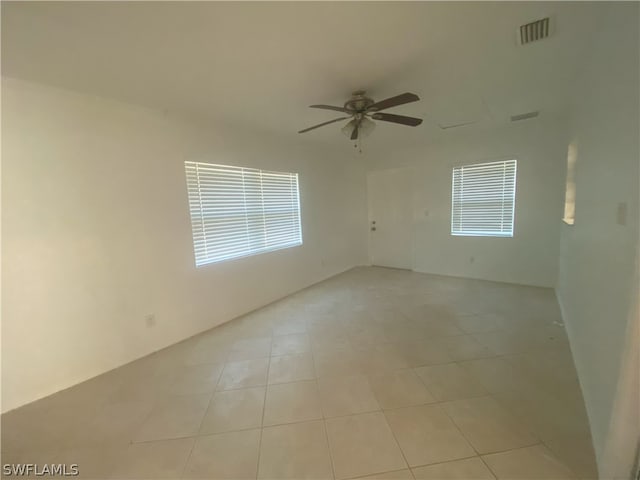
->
[437,392,544,457]
[408,452,486,470]
[538,438,588,479]
[254,331,273,480]
[433,398,484,460]
[478,453,499,480]
[309,320,338,480]
[380,406,413,475]
[177,361,221,478]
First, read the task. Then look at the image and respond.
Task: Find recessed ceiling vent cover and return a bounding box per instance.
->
[510,111,539,122]
[518,17,551,45]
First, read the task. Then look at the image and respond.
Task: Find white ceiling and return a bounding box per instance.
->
[2,1,607,150]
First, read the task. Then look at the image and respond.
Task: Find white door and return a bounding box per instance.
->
[367,168,413,269]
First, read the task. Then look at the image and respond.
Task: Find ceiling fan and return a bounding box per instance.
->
[298,90,423,140]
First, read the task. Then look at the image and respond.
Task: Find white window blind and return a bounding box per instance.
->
[185,161,302,266]
[451,159,517,237]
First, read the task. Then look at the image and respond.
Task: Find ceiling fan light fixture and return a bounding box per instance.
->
[341,117,376,139]
[359,117,376,137]
[341,119,357,137]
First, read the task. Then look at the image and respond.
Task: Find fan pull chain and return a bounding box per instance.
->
[354,137,363,154]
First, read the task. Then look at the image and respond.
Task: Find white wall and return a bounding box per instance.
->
[366,118,568,287]
[556,4,639,478]
[1,78,368,412]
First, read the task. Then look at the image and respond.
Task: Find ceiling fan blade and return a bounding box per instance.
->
[367,92,420,112]
[298,116,350,134]
[309,104,350,113]
[438,120,476,130]
[371,113,423,127]
[350,123,359,140]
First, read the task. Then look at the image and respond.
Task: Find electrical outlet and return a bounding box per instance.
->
[144,313,156,328]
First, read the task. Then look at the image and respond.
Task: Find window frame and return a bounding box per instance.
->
[185,161,303,267]
[450,159,518,238]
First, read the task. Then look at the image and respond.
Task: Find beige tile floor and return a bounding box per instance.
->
[1,267,598,479]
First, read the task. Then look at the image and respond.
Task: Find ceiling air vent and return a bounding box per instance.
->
[510,111,539,122]
[518,17,551,45]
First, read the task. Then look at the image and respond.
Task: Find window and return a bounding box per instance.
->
[451,159,517,237]
[562,142,577,225]
[185,161,302,266]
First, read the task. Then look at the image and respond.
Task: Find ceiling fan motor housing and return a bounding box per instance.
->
[344,90,374,112]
